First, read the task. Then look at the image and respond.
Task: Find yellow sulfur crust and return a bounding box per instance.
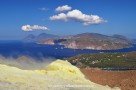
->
[0,59,120,90]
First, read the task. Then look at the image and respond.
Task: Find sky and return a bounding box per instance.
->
[0,0,136,40]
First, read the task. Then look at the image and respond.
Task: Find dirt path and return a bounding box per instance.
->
[81,68,136,90]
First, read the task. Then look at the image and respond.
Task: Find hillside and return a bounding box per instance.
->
[67,52,136,70]
[38,33,133,50]
[0,60,120,90]
[59,33,132,50]
[81,68,136,90]
[24,33,60,42]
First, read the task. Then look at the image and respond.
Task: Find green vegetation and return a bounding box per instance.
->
[67,52,136,70]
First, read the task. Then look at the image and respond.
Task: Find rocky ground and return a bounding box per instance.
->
[81,68,136,90]
[0,59,119,90]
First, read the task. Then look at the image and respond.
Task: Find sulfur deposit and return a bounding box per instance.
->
[0,60,120,90]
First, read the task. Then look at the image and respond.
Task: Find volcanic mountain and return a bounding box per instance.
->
[37,33,132,50]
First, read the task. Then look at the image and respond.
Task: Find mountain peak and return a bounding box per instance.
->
[24,33,60,42]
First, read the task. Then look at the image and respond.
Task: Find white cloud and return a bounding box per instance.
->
[55,5,72,12]
[50,13,67,21]
[50,9,106,26]
[21,25,49,31]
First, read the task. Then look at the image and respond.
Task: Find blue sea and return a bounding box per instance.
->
[0,40,136,60]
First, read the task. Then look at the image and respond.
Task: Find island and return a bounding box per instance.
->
[25,33,133,50]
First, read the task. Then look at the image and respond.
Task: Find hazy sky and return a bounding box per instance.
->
[0,0,136,40]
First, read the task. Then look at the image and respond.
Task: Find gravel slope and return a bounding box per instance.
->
[81,68,136,90]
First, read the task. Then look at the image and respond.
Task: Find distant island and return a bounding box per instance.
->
[24,33,133,50]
